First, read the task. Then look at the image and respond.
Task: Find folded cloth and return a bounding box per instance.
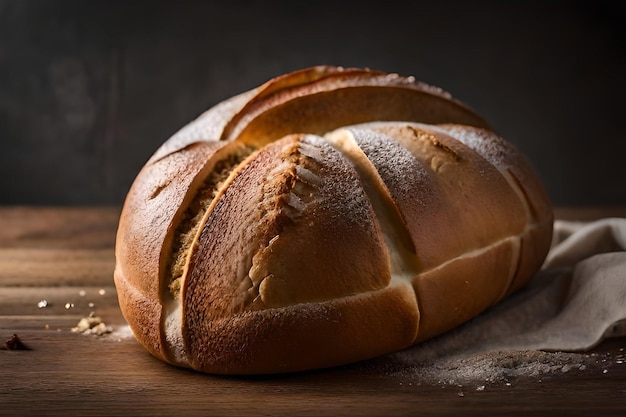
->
[390,218,626,364]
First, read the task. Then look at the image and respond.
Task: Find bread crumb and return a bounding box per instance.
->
[71,314,112,336]
[1,334,30,350]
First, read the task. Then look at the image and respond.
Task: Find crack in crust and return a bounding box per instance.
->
[167,144,256,299]
[246,149,305,308]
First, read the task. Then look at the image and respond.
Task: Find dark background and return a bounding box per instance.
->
[0,0,624,206]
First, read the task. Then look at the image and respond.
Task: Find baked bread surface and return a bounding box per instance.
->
[114,66,553,374]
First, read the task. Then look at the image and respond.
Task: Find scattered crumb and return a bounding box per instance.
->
[37,299,49,308]
[71,313,112,336]
[1,334,31,350]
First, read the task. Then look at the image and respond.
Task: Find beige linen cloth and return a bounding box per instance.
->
[392,218,626,363]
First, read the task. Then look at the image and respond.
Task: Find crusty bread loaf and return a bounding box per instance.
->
[114,66,553,374]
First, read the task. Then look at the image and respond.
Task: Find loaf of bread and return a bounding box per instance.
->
[114,66,553,374]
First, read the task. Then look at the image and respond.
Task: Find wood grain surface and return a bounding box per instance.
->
[1,206,625,416]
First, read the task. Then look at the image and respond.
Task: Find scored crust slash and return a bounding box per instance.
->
[113,66,553,375]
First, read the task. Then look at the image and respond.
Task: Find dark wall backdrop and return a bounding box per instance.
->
[0,0,624,206]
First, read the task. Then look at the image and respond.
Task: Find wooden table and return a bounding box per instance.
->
[1,206,625,416]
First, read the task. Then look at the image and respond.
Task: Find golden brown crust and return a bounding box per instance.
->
[114,266,165,360]
[115,140,246,362]
[339,123,528,269]
[114,66,553,374]
[412,238,519,342]
[432,124,554,296]
[184,282,419,375]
